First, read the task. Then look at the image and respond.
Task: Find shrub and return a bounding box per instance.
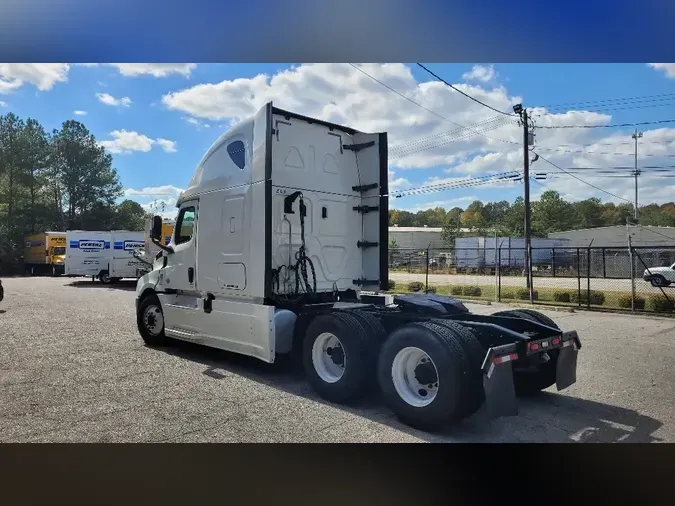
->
[450,285,463,296]
[617,294,645,310]
[553,291,571,303]
[501,289,515,299]
[425,286,437,294]
[646,296,674,312]
[462,285,482,297]
[387,280,396,290]
[515,288,538,301]
[407,281,424,292]
[570,290,606,306]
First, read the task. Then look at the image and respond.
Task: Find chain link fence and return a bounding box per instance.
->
[388,246,675,314]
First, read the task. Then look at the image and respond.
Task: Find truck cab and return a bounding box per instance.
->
[136,101,388,362]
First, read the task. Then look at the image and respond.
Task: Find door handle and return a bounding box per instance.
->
[188,267,194,283]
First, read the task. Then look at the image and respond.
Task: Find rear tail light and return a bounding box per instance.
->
[528,342,540,351]
[551,337,561,346]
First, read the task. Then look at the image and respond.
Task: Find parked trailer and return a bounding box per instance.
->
[24,231,67,276]
[109,230,146,281]
[135,102,582,432]
[65,231,111,281]
[456,237,569,269]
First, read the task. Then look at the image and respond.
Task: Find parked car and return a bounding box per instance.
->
[643,263,675,287]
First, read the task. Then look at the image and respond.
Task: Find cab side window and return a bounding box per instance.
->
[175,206,196,245]
[227,140,246,170]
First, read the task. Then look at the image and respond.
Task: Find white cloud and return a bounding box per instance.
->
[124,185,184,198]
[0,63,70,93]
[462,65,497,83]
[388,170,411,192]
[109,63,197,77]
[155,138,177,153]
[158,63,675,205]
[647,63,675,78]
[73,110,87,116]
[99,131,179,155]
[124,185,184,220]
[78,63,196,78]
[182,116,211,129]
[96,93,132,107]
[100,130,154,154]
[397,196,477,213]
[0,100,6,107]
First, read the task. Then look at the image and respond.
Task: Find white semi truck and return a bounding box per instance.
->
[135,102,582,431]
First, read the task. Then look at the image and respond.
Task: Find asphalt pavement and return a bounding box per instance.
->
[1,276,673,442]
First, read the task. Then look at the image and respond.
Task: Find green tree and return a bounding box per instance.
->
[51,120,123,229]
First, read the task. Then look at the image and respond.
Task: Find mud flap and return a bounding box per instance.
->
[483,357,519,418]
[556,337,579,391]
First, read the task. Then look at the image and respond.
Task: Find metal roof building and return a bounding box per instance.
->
[388,227,447,250]
[548,225,675,247]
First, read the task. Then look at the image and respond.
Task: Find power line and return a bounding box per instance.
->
[348,63,517,146]
[389,116,516,156]
[531,146,675,157]
[393,170,522,198]
[532,152,632,203]
[537,118,675,129]
[390,120,519,160]
[535,139,675,149]
[544,100,675,116]
[541,92,675,110]
[415,63,515,117]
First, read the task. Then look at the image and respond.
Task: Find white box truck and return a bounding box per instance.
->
[134,102,582,432]
[65,231,111,281]
[110,230,146,281]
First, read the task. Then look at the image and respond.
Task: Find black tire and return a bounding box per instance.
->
[0,281,4,302]
[137,293,170,346]
[303,311,376,405]
[340,309,387,342]
[510,308,559,330]
[651,275,669,287]
[492,309,559,395]
[99,271,111,284]
[378,321,469,432]
[430,319,486,417]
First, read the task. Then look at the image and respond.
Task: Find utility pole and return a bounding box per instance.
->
[632,129,642,221]
[514,104,534,303]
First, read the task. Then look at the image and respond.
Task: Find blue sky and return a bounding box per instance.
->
[2,63,674,217]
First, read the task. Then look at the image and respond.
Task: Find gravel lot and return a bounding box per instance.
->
[1,276,674,443]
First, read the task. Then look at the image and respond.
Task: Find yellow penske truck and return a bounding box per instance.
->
[24,232,67,276]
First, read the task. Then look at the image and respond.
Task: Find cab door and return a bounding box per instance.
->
[160,200,200,334]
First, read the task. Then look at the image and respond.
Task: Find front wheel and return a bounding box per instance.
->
[651,275,670,287]
[99,271,111,284]
[137,294,170,346]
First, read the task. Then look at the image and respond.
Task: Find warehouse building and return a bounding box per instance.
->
[548,225,675,247]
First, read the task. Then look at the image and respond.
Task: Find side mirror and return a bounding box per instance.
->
[151,215,162,242]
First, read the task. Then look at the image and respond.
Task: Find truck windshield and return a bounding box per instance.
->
[53,247,66,255]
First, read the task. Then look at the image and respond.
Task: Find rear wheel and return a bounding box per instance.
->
[99,271,111,284]
[378,321,469,432]
[303,312,376,405]
[137,293,169,346]
[492,309,560,395]
[430,319,486,417]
